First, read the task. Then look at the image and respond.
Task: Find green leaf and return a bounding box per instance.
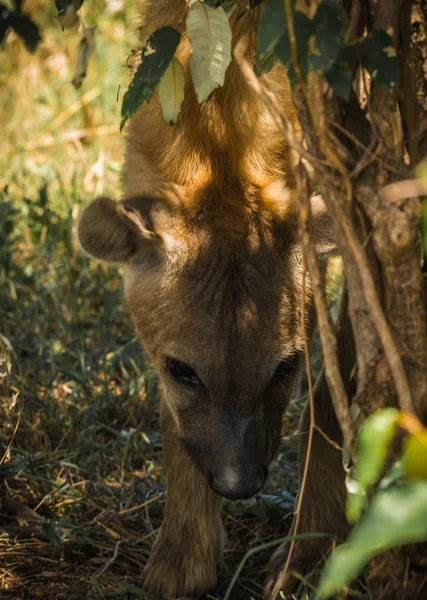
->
[402,431,427,479]
[318,480,427,598]
[0,5,11,44]
[158,57,185,125]
[257,0,286,63]
[255,47,277,74]
[58,515,73,527]
[55,0,84,14]
[41,521,64,557]
[346,408,399,523]
[187,0,232,104]
[360,29,397,92]
[120,26,180,131]
[310,0,346,73]
[276,10,313,82]
[9,11,41,52]
[325,64,352,101]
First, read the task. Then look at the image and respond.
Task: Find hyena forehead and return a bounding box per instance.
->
[125,222,305,373]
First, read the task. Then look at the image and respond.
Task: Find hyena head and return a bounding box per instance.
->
[78,188,334,500]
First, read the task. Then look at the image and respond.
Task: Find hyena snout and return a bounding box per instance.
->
[207,461,268,501]
[190,414,269,501]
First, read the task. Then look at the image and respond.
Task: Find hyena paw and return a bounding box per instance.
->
[143,536,220,599]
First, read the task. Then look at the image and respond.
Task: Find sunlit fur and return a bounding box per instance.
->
[78,1,348,598]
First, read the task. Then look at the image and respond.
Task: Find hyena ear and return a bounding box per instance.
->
[78,196,174,262]
[310,195,337,256]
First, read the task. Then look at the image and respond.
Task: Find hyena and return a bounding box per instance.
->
[78,1,354,597]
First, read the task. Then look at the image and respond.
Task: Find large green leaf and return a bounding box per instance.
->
[346,408,398,523]
[361,29,397,92]
[310,0,346,73]
[324,44,357,100]
[318,479,427,598]
[257,0,286,63]
[158,57,185,125]
[8,10,41,52]
[278,9,313,82]
[0,5,10,43]
[41,521,64,557]
[325,64,352,101]
[187,0,232,103]
[120,27,180,131]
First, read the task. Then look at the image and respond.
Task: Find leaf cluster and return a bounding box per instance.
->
[318,408,427,597]
[257,0,397,101]
[0,2,41,52]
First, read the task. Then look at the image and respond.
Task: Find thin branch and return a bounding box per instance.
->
[345,0,363,44]
[379,179,427,203]
[234,39,330,170]
[271,266,316,599]
[93,540,122,578]
[314,424,343,452]
[296,165,357,459]
[234,42,357,458]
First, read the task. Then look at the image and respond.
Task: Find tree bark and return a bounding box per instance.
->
[286,0,427,596]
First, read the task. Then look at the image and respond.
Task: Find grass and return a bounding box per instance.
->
[0,3,352,599]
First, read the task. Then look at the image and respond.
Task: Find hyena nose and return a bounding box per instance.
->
[207,465,267,501]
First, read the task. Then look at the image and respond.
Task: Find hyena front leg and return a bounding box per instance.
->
[143,400,223,599]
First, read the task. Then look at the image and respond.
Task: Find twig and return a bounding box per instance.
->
[223,533,329,600]
[233,40,329,170]
[93,540,122,578]
[295,164,356,459]
[48,87,101,132]
[327,119,405,178]
[379,179,427,203]
[314,424,342,451]
[271,261,316,599]
[345,0,363,44]
[24,125,118,150]
[118,494,162,515]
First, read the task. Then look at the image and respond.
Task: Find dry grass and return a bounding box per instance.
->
[0,3,349,599]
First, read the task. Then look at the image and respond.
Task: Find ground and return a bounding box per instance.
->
[0,2,349,599]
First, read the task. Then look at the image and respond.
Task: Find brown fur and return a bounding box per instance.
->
[78,1,349,598]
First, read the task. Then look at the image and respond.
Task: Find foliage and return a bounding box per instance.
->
[1,0,399,120]
[116,0,398,124]
[120,26,180,130]
[257,0,396,99]
[0,3,41,51]
[318,410,427,597]
[187,0,232,104]
[158,57,185,125]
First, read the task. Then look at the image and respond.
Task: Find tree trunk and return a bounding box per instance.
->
[288,0,427,596]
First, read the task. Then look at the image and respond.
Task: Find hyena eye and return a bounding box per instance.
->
[270,353,299,383]
[165,357,202,387]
